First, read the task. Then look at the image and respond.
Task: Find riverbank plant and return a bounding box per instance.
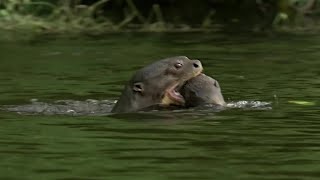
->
[0,0,319,36]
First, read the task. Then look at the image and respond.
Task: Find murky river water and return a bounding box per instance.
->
[0,33,319,180]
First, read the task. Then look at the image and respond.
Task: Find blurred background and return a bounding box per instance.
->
[0,0,319,35]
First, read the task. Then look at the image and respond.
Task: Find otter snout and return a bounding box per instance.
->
[191,60,203,76]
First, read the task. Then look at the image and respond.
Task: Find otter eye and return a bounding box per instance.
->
[174,62,183,69]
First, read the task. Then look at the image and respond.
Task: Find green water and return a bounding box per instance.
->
[0,33,319,180]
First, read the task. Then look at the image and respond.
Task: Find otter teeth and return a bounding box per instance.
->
[173,90,180,95]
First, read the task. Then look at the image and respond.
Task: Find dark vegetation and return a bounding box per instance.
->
[0,0,319,35]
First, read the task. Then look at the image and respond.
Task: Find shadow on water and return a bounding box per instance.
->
[0,32,319,180]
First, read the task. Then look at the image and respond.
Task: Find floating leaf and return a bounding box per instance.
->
[288,101,315,106]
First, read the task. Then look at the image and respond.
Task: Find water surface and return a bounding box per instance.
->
[0,33,319,180]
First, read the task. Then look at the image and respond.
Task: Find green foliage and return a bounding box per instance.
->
[0,0,320,35]
[0,0,115,34]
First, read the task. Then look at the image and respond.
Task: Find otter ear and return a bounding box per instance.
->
[133,82,144,93]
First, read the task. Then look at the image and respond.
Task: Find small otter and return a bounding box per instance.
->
[180,73,226,107]
[111,56,203,113]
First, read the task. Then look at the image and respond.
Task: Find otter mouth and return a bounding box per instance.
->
[161,67,203,106]
[161,83,185,106]
[167,84,185,105]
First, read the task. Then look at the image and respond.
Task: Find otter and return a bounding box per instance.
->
[180,73,226,107]
[111,56,203,113]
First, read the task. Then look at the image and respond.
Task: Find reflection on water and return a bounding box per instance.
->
[0,33,319,180]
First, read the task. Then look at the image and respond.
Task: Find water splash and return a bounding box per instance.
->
[2,99,116,116]
[226,100,272,110]
[1,99,272,116]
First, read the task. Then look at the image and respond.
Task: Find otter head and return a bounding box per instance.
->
[180,73,226,107]
[111,56,203,113]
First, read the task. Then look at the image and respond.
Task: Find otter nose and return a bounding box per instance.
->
[192,60,202,69]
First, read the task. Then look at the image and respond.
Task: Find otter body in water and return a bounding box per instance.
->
[180,73,225,107]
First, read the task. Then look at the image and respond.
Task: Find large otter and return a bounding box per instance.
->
[180,73,226,107]
[111,56,203,113]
